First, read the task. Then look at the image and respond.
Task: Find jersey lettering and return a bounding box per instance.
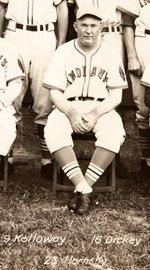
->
[68,66,107,82]
[0,55,7,67]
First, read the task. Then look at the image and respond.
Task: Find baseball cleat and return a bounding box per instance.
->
[67,192,81,212]
[41,163,54,180]
[76,193,91,215]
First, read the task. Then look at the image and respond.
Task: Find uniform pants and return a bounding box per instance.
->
[44,100,125,154]
[5,28,56,125]
[0,107,16,156]
[129,33,150,159]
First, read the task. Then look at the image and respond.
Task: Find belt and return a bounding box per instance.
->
[67,97,104,102]
[16,23,49,31]
[145,29,150,35]
[102,26,121,33]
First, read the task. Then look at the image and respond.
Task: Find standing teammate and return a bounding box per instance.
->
[122,1,150,188]
[0,38,24,179]
[0,0,68,179]
[43,7,127,214]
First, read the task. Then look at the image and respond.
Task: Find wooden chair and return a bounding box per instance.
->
[0,155,9,191]
[52,132,116,195]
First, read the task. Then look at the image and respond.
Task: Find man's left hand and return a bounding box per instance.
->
[82,112,98,131]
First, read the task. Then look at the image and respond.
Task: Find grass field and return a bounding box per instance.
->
[0,159,149,270]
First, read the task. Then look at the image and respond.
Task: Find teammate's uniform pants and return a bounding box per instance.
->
[129,29,150,158]
[44,100,125,154]
[0,106,16,156]
[4,28,56,125]
[102,30,125,66]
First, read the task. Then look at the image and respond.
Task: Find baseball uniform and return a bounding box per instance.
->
[1,0,65,125]
[0,0,68,178]
[0,38,24,155]
[43,39,127,154]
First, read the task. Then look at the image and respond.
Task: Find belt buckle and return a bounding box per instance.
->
[75,97,79,101]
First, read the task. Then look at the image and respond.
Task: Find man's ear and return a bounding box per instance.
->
[73,21,77,32]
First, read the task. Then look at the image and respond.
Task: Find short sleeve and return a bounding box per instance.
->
[141,63,150,87]
[107,50,128,90]
[0,0,8,3]
[43,46,67,92]
[53,0,65,6]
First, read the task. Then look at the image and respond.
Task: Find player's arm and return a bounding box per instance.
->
[56,0,68,46]
[49,89,89,133]
[0,78,23,109]
[122,13,142,76]
[0,2,7,37]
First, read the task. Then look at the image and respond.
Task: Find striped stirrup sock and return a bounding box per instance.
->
[40,138,51,159]
[62,161,81,180]
[85,162,104,182]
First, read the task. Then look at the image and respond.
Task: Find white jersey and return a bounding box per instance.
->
[141,61,150,87]
[43,39,127,99]
[135,1,150,30]
[68,0,122,26]
[1,0,63,24]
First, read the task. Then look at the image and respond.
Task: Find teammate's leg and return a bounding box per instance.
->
[30,31,56,179]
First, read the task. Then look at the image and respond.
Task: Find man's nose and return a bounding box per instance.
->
[85,26,92,34]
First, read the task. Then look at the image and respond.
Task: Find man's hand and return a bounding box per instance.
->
[82,112,98,132]
[128,56,143,77]
[67,110,89,134]
[0,101,4,111]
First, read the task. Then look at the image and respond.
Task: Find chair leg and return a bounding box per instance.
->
[3,155,8,191]
[53,161,58,195]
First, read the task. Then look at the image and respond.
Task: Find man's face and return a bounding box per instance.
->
[74,15,102,49]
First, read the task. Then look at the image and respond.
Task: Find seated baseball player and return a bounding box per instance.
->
[0,37,24,179]
[43,7,128,215]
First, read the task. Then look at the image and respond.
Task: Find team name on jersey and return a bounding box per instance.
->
[0,54,7,67]
[68,66,107,83]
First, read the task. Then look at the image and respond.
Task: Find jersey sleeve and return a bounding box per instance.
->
[106,50,128,90]
[67,0,75,4]
[117,0,140,18]
[53,0,65,6]
[0,0,8,3]
[141,62,150,87]
[43,46,67,92]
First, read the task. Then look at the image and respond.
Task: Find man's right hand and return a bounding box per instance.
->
[67,110,89,134]
[128,56,143,77]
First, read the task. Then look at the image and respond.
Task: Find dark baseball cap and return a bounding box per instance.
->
[76,7,102,20]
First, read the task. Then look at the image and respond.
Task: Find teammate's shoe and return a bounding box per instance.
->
[41,163,54,180]
[68,192,81,212]
[76,193,91,215]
